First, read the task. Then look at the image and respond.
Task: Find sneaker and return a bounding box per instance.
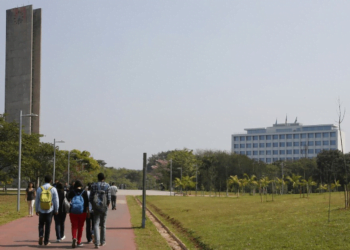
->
[95,245,100,249]
[56,239,61,243]
[100,242,106,246]
[77,243,84,247]
[44,242,51,246]
[38,237,43,246]
[72,238,77,248]
[61,235,66,240]
[87,240,92,244]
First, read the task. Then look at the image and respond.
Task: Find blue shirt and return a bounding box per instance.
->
[35,183,59,213]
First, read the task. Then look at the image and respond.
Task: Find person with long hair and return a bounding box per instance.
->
[25,182,36,217]
[54,182,67,242]
[67,180,90,248]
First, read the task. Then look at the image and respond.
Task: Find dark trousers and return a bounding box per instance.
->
[38,212,53,244]
[111,195,117,209]
[86,213,94,242]
[54,212,67,240]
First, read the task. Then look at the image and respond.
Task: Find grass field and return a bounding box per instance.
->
[0,194,29,225]
[126,196,171,250]
[145,192,350,250]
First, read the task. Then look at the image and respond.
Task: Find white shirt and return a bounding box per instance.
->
[110,186,118,196]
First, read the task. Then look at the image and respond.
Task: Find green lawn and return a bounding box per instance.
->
[145,192,350,250]
[0,194,29,225]
[127,196,171,250]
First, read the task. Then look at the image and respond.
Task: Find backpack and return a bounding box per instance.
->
[91,183,107,213]
[40,186,53,210]
[70,190,85,214]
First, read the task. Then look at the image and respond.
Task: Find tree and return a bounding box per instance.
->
[286,174,302,195]
[228,175,241,197]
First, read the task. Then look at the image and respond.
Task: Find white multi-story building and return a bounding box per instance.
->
[231,122,345,163]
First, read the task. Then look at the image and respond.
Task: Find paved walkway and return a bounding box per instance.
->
[0,195,136,249]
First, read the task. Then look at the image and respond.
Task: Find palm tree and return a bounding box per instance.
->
[304,177,317,197]
[260,177,271,202]
[228,175,241,197]
[243,173,258,195]
[286,174,302,196]
[275,177,287,195]
[331,180,341,192]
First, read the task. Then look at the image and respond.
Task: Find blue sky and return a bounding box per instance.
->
[1,1,350,169]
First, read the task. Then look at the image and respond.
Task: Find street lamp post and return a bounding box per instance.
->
[169,159,172,196]
[195,165,198,196]
[17,110,38,212]
[53,139,65,183]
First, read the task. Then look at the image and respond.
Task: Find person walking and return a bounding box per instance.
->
[67,180,90,248]
[86,183,94,244]
[110,182,118,210]
[35,175,59,246]
[25,182,36,217]
[90,173,111,249]
[54,182,67,242]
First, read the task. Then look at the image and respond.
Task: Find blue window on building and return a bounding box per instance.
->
[266,150,271,155]
[301,149,305,154]
[240,136,245,141]
[293,157,299,160]
[273,158,279,162]
[246,136,252,141]
[294,149,299,154]
[286,150,292,154]
[240,151,245,155]
[286,142,292,147]
[315,141,321,146]
[266,135,272,140]
[308,141,314,146]
[266,158,272,163]
[330,140,336,145]
[286,134,292,139]
[301,134,307,139]
[273,142,278,147]
[294,142,299,146]
[280,135,285,139]
[308,149,314,154]
[266,143,271,147]
[280,142,285,147]
[308,133,314,138]
[253,136,258,140]
[253,143,258,148]
[253,151,258,155]
[273,135,278,140]
[240,144,245,148]
[259,143,265,148]
[234,137,239,141]
[259,135,265,140]
[315,149,321,154]
[315,133,321,138]
[259,151,265,155]
[246,144,252,148]
[323,133,329,138]
[301,141,306,146]
[323,141,329,145]
[273,150,278,155]
[280,150,285,155]
[234,144,239,148]
[246,151,252,156]
[330,132,336,137]
[293,134,299,139]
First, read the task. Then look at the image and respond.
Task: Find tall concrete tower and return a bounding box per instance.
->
[4,5,41,134]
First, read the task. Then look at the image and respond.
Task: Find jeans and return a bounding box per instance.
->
[93,210,107,246]
[54,212,67,240]
[86,213,94,242]
[69,213,87,244]
[38,212,53,244]
[111,195,117,209]
[27,200,35,216]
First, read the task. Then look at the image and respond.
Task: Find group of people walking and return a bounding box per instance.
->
[31,173,118,249]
